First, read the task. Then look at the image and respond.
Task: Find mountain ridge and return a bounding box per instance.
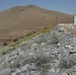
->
[0,5,73,44]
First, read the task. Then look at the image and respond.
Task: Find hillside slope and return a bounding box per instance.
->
[0,5,73,39]
[0,25,76,75]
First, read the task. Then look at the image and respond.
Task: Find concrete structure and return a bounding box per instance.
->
[74,15,76,26]
[58,15,76,29]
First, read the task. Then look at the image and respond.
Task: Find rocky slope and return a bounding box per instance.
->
[0,25,76,75]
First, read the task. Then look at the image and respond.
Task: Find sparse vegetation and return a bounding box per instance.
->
[9,26,54,47]
[60,59,73,69]
[9,60,20,69]
[51,32,60,44]
[32,49,51,69]
[33,31,36,33]
[21,37,24,39]
[0,26,54,56]
[2,51,7,55]
[13,38,18,42]
[35,56,50,68]
[3,42,8,46]
[26,32,32,36]
[44,27,47,30]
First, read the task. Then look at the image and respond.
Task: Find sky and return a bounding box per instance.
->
[0,0,76,14]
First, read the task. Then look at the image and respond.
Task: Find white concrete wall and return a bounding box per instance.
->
[74,15,76,26]
[58,23,74,29]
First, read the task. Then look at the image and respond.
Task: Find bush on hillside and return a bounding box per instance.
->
[3,42,8,46]
[60,59,73,69]
[2,51,7,55]
[51,32,60,44]
[44,27,47,30]
[26,32,32,36]
[13,38,18,42]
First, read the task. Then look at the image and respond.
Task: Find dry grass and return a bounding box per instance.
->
[0,26,54,55]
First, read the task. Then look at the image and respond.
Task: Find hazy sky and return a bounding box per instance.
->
[0,0,76,14]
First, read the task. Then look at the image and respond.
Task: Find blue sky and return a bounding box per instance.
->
[0,0,76,14]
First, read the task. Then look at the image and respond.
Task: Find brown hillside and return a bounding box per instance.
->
[0,5,73,42]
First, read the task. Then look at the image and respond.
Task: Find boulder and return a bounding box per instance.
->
[20,64,30,72]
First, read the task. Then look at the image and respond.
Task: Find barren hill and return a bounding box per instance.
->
[0,5,73,42]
